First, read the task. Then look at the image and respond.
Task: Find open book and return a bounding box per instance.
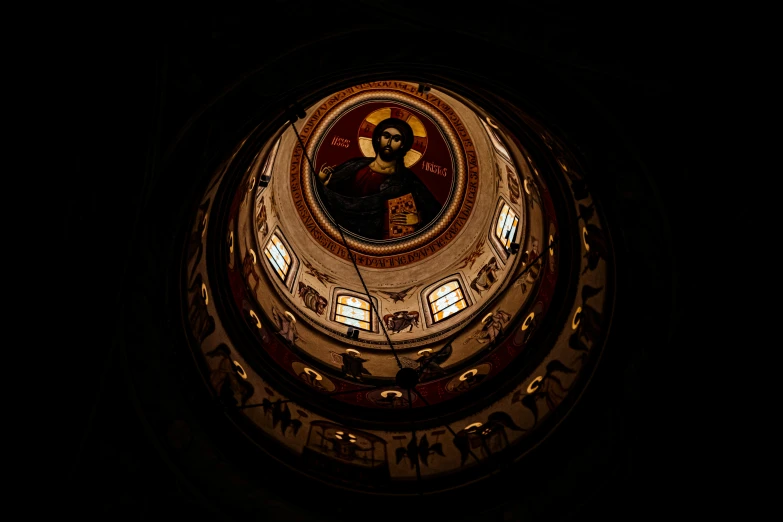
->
[387,193,418,238]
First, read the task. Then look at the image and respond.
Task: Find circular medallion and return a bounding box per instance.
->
[290,82,479,267]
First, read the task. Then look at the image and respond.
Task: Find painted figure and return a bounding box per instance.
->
[383,310,420,334]
[316,117,441,240]
[458,237,486,270]
[399,341,453,379]
[205,344,255,407]
[582,224,609,274]
[255,196,268,237]
[243,250,261,293]
[464,309,511,346]
[512,359,575,426]
[187,200,209,282]
[379,286,416,303]
[330,350,372,381]
[188,274,215,343]
[395,432,445,469]
[302,259,337,287]
[261,398,304,437]
[514,238,542,295]
[452,412,523,465]
[297,282,328,316]
[470,257,500,296]
[271,306,300,346]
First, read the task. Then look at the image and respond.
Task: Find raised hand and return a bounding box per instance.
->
[318,164,335,185]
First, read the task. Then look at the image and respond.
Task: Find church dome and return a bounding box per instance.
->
[182,78,615,494]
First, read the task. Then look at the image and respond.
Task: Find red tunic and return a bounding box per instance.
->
[342,166,388,197]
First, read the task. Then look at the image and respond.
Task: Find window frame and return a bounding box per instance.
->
[419,274,473,328]
[427,279,469,324]
[495,202,519,250]
[261,227,299,292]
[488,196,522,264]
[329,288,379,333]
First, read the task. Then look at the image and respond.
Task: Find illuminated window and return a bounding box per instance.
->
[334,295,372,331]
[495,203,519,249]
[264,234,292,281]
[428,280,468,323]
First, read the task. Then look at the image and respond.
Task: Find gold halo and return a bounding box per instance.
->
[233,360,247,379]
[248,176,256,192]
[417,349,432,355]
[284,311,296,324]
[481,313,494,324]
[459,369,479,381]
[521,312,535,330]
[549,235,555,256]
[346,348,361,356]
[572,307,582,330]
[380,390,403,398]
[485,116,499,130]
[582,227,590,251]
[526,375,543,393]
[464,422,483,430]
[248,310,262,329]
[249,248,257,264]
[303,367,323,381]
[523,178,531,195]
[201,283,209,305]
[227,231,234,253]
[358,107,427,168]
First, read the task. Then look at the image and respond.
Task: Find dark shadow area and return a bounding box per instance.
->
[48,3,710,520]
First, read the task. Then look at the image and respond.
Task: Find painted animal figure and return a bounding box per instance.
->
[298,282,327,316]
[383,310,420,333]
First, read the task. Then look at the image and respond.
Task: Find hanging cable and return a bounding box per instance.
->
[286,105,404,370]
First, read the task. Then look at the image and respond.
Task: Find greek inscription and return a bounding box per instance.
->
[331,136,351,148]
[421,160,448,177]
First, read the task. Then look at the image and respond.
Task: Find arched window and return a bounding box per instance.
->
[334,295,372,331]
[264,233,292,281]
[260,228,299,292]
[428,280,468,323]
[495,202,519,249]
[330,289,379,333]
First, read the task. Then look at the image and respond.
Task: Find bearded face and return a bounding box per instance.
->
[377,127,405,161]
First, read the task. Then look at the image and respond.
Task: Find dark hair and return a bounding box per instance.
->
[371,117,414,157]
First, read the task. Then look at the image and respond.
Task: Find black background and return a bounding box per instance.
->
[48,2,716,520]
